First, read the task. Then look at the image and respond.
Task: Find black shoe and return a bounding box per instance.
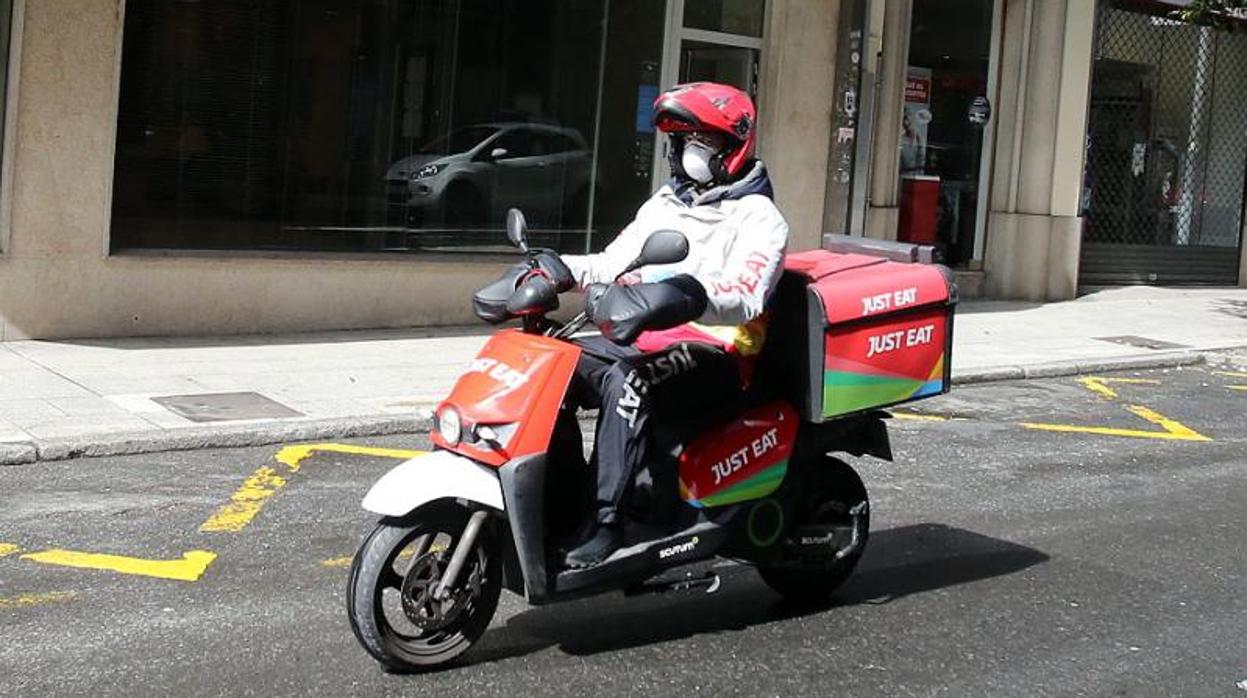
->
[563,523,621,569]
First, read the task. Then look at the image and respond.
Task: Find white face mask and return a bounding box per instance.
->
[681,140,716,184]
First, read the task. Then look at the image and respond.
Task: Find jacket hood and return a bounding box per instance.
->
[668,160,774,206]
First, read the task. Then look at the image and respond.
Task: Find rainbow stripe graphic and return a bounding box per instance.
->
[823,352,946,418]
[680,461,788,509]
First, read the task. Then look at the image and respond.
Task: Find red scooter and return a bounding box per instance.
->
[347,210,955,672]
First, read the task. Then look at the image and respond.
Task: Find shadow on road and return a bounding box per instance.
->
[465,523,1047,666]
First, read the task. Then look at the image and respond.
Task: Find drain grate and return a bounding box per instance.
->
[153,392,304,422]
[1092,335,1190,351]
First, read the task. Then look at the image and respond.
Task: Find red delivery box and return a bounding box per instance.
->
[765,247,957,422]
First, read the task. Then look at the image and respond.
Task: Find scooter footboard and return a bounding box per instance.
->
[362,450,504,518]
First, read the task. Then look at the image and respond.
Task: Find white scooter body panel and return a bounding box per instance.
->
[362,449,504,517]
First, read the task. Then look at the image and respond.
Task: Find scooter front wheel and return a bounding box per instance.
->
[347,506,502,672]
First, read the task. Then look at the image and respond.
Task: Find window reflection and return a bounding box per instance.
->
[111,0,664,255]
[683,0,765,37]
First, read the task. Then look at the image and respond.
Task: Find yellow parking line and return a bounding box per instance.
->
[891,411,962,422]
[1212,370,1247,379]
[1229,386,1247,392]
[199,466,288,533]
[1079,376,1161,401]
[21,549,218,582]
[274,443,425,472]
[323,544,433,569]
[1021,404,1211,442]
[201,443,426,534]
[0,543,20,559]
[0,591,77,611]
[1124,405,1213,441]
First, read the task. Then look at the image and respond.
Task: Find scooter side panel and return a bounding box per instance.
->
[362,450,504,517]
[678,401,799,508]
[433,329,581,467]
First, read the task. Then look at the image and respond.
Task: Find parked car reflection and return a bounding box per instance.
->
[385,123,595,231]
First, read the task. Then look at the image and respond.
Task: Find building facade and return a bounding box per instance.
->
[0,0,1241,340]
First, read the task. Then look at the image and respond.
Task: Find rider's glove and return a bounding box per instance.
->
[583,283,610,319]
[531,250,575,293]
[472,251,575,324]
[588,274,709,345]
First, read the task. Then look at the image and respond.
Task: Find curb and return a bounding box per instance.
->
[1,413,433,467]
[951,350,1206,385]
[0,349,1218,467]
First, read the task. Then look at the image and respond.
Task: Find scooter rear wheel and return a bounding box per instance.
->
[757,457,869,603]
[347,506,502,672]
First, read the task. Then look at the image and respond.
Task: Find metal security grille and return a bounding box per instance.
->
[1081,0,1247,286]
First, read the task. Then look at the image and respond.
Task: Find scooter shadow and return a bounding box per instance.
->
[465,523,1048,665]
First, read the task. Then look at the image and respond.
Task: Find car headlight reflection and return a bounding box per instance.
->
[436,406,462,445]
[412,163,448,180]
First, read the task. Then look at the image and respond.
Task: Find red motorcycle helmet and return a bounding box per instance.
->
[653,82,757,182]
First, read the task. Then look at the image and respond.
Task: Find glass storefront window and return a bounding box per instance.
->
[898,0,995,267]
[683,0,765,38]
[680,41,758,95]
[110,0,666,255]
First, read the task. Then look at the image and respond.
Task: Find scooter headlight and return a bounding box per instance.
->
[436,406,462,445]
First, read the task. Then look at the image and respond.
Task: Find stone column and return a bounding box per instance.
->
[758,0,840,251]
[863,0,912,241]
[983,0,1095,301]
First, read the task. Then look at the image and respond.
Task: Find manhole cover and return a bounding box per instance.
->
[1092,335,1190,351]
[152,392,303,422]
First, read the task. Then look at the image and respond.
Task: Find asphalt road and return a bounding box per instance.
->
[1,360,1245,697]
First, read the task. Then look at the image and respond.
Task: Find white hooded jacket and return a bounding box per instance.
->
[563,162,789,355]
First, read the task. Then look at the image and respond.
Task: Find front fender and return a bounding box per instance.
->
[362,449,504,517]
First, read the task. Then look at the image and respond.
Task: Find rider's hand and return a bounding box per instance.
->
[588,276,708,345]
[584,283,610,319]
[532,250,575,293]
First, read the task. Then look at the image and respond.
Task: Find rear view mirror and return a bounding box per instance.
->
[637,230,689,267]
[490,147,509,160]
[618,229,688,278]
[506,208,529,253]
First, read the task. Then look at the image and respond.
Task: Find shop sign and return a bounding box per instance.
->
[905,75,930,103]
[968,96,991,126]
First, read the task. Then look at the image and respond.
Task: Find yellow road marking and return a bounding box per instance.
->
[0,543,20,558]
[274,443,425,471]
[891,411,962,422]
[323,543,438,569]
[1022,404,1211,442]
[21,549,218,582]
[199,466,288,533]
[1229,386,1247,392]
[0,591,77,611]
[1079,376,1161,401]
[201,443,426,534]
[1212,370,1247,379]
[1125,405,1212,440]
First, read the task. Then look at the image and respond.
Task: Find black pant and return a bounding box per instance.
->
[569,336,741,525]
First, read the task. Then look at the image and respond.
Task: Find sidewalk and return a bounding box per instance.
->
[2,286,1245,464]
